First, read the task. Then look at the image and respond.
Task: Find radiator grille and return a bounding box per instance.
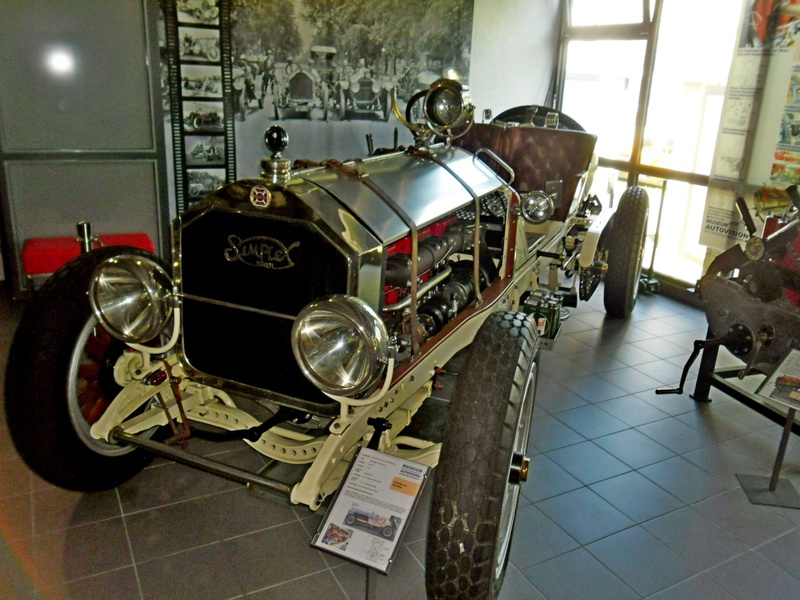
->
[179,207,348,406]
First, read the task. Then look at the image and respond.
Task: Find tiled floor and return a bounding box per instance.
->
[4,283,800,599]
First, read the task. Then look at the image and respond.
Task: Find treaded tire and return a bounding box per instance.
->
[426,311,539,600]
[603,186,649,318]
[4,246,164,491]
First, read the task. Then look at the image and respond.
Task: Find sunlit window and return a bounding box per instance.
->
[570,0,646,26]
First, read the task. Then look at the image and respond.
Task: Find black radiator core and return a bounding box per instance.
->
[179,208,348,405]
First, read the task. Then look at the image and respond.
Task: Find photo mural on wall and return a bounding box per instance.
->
[229,0,474,177]
[162,0,474,208]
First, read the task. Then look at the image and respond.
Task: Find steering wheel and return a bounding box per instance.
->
[492,105,585,131]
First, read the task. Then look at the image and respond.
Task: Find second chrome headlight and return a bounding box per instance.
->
[291,295,389,397]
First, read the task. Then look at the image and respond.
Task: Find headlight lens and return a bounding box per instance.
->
[424,78,471,132]
[292,295,389,397]
[520,191,555,224]
[90,255,173,343]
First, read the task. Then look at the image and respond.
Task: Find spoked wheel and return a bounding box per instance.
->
[426,311,539,600]
[5,246,165,491]
[603,186,649,318]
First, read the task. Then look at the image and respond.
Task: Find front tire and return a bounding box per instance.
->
[4,246,164,491]
[603,186,649,318]
[426,311,539,599]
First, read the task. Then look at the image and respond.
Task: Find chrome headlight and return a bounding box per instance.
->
[89,255,173,343]
[520,191,555,224]
[292,295,389,397]
[423,78,473,134]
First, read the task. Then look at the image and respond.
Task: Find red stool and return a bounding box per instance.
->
[22,232,155,288]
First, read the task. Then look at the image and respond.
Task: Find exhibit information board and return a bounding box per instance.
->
[312,448,430,573]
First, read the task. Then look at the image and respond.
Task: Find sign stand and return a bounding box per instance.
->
[311,447,431,575]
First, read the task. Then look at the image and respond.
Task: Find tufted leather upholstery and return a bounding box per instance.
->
[453,123,597,221]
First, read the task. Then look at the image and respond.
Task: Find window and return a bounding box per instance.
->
[557,0,739,285]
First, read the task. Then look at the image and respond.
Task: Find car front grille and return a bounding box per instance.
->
[288,73,313,100]
[178,206,348,409]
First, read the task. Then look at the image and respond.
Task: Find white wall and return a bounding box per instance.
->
[469,0,561,118]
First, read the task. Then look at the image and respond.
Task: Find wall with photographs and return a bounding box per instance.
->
[161,0,560,212]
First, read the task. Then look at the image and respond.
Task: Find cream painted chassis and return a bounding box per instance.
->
[89,201,603,511]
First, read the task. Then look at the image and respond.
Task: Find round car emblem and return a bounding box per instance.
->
[250,186,272,209]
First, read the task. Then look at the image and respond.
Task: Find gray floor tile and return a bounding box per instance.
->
[246,571,348,600]
[648,574,737,599]
[755,529,800,580]
[590,471,684,522]
[600,366,664,394]
[642,507,748,571]
[605,343,660,367]
[560,375,628,403]
[31,517,133,589]
[224,521,328,592]
[639,390,702,416]
[637,417,713,454]
[705,551,800,599]
[535,377,589,414]
[585,526,697,597]
[565,349,628,374]
[545,441,631,485]
[523,548,638,600]
[594,428,675,469]
[631,338,690,360]
[125,488,298,562]
[521,454,582,503]
[34,567,141,600]
[683,442,772,488]
[137,542,244,600]
[529,415,586,453]
[595,394,670,427]
[32,487,120,535]
[497,569,546,600]
[693,489,795,548]
[631,359,687,386]
[536,488,634,545]
[508,504,580,570]
[552,404,629,439]
[0,455,32,498]
[639,456,730,504]
[332,545,426,600]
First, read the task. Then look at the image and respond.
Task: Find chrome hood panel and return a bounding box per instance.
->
[297,146,505,245]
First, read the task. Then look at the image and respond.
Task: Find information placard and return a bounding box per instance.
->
[311,448,430,573]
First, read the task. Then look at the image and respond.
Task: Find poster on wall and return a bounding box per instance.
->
[161,0,474,213]
[701,0,800,250]
[228,0,474,179]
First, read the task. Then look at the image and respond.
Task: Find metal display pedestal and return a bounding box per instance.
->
[737,407,800,509]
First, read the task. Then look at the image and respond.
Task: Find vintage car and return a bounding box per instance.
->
[4,79,647,599]
[273,56,330,121]
[343,506,401,539]
[337,59,393,121]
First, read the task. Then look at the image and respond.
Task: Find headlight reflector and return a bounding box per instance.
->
[292,295,389,397]
[90,255,173,343]
[520,191,555,224]
[423,78,472,133]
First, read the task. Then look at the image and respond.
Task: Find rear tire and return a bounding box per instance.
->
[426,311,539,599]
[603,186,649,318]
[5,247,165,491]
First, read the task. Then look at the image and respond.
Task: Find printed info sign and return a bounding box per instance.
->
[312,448,430,573]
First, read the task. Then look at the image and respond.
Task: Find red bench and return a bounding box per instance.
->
[22,233,155,285]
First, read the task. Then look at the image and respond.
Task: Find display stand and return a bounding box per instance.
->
[733,349,800,508]
[311,447,430,574]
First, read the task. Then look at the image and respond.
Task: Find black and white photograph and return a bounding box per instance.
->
[182,99,224,131]
[184,134,224,166]
[179,25,220,62]
[185,167,225,199]
[180,63,222,98]
[228,0,474,175]
[176,0,220,25]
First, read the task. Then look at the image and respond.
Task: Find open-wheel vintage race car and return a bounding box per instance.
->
[4,78,648,599]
